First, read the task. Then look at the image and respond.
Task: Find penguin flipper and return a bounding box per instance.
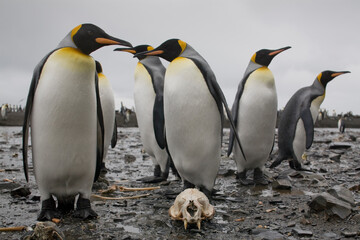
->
[209,77,246,161]
[94,73,105,182]
[111,115,117,148]
[22,50,57,182]
[300,109,314,149]
[153,94,166,149]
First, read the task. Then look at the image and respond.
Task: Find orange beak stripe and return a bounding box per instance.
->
[331,72,345,77]
[122,49,136,54]
[269,49,284,56]
[95,38,120,45]
[145,50,164,56]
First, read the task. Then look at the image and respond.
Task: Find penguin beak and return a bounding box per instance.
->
[268,46,291,56]
[96,36,133,48]
[114,47,137,54]
[133,49,164,58]
[331,71,351,78]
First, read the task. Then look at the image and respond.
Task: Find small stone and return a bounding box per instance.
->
[308,192,352,219]
[323,232,338,239]
[124,154,136,163]
[10,186,31,197]
[272,178,292,190]
[327,185,355,206]
[341,231,357,237]
[292,228,313,237]
[329,153,341,162]
[329,142,352,149]
[253,229,285,240]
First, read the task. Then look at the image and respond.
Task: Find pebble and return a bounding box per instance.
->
[292,228,313,237]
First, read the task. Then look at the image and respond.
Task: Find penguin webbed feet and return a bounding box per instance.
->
[269,158,284,169]
[137,164,169,183]
[253,168,269,185]
[73,197,98,219]
[289,160,314,172]
[37,197,61,221]
[236,170,254,186]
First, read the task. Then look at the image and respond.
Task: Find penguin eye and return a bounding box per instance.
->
[87,30,94,36]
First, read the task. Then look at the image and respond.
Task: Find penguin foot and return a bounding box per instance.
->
[100,162,108,175]
[236,170,253,186]
[73,197,98,219]
[253,168,269,185]
[38,198,61,221]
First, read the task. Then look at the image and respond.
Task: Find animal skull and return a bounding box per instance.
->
[169,188,215,229]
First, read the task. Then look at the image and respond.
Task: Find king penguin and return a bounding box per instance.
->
[22,23,132,221]
[227,47,291,185]
[96,61,117,168]
[270,70,350,170]
[114,45,175,183]
[134,39,245,197]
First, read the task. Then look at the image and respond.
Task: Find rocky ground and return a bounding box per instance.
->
[0,127,360,240]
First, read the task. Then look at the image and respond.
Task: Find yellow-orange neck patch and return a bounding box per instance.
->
[147,46,154,51]
[251,53,257,63]
[178,40,187,54]
[317,72,322,84]
[71,24,82,40]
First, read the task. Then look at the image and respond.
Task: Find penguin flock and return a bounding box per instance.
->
[21,23,350,221]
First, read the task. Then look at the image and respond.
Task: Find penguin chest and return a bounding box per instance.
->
[31,48,97,195]
[99,74,115,159]
[235,67,277,167]
[292,95,325,161]
[310,94,325,124]
[133,63,158,151]
[163,57,221,189]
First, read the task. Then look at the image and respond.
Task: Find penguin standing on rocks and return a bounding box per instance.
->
[134,39,245,197]
[114,45,176,183]
[270,70,350,170]
[227,47,291,185]
[22,23,132,220]
[96,61,117,170]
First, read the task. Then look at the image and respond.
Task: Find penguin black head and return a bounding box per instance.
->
[133,39,186,62]
[114,45,154,60]
[95,61,103,74]
[251,46,291,67]
[317,70,351,88]
[70,24,132,55]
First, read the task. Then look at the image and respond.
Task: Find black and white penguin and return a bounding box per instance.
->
[22,23,132,220]
[270,70,350,170]
[134,39,245,197]
[95,61,117,168]
[114,45,175,183]
[228,47,291,185]
[338,116,346,133]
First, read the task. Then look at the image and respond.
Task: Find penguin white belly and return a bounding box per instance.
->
[292,95,324,162]
[134,63,168,171]
[99,73,115,160]
[164,57,221,191]
[234,67,277,171]
[31,48,97,200]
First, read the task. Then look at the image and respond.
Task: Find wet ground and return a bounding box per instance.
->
[0,127,360,239]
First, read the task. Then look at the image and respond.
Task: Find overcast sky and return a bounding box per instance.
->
[0,0,359,115]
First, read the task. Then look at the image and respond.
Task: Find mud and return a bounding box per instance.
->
[0,127,360,239]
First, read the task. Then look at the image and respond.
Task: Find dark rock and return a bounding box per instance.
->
[308,192,352,219]
[329,142,352,149]
[253,229,285,240]
[292,228,313,237]
[10,186,31,197]
[124,154,136,163]
[0,182,21,190]
[327,185,355,206]
[272,178,292,190]
[341,231,357,237]
[329,153,341,162]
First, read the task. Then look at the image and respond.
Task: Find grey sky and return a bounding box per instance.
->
[0,0,359,114]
